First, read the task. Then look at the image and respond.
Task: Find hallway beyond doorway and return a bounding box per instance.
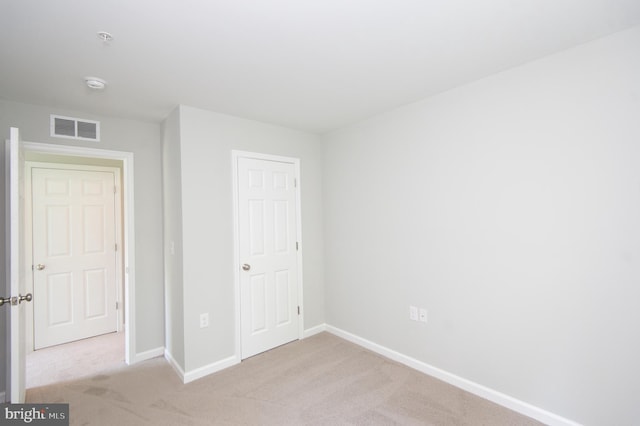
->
[26,332,125,389]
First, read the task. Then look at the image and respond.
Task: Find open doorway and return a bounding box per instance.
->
[18,142,136,391]
[26,332,124,388]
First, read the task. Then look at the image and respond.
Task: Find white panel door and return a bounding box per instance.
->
[238,157,299,359]
[32,167,118,349]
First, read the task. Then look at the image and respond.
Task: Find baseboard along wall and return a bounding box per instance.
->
[323,324,581,426]
[164,349,240,384]
[183,356,239,384]
[303,323,328,338]
[159,323,579,425]
[164,349,185,381]
[132,347,165,365]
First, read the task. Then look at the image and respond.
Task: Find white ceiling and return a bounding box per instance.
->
[1,0,640,134]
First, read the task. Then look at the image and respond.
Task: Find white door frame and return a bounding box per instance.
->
[7,128,26,402]
[25,162,124,351]
[21,142,136,365]
[231,150,304,359]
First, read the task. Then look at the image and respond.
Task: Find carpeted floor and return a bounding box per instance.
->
[27,332,542,425]
[27,331,125,389]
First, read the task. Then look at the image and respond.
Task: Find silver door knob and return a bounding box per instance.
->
[242,264,251,271]
[36,264,46,270]
[19,293,33,303]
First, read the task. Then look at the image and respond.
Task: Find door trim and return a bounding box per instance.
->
[24,162,124,351]
[231,150,304,360]
[7,128,26,402]
[20,142,136,365]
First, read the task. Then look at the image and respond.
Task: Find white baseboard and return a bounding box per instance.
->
[164,325,324,384]
[183,355,239,384]
[325,325,581,426]
[165,350,240,384]
[303,323,327,338]
[131,346,165,364]
[164,349,186,380]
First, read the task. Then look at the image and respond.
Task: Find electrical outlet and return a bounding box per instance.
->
[419,308,428,323]
[409,306,418,321]
[200,313,209,328]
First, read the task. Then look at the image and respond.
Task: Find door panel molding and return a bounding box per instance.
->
[232,150,304,360]
[28,165,120,349]
[25,162,124,351]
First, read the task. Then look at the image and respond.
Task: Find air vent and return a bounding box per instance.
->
[50,115,100,141]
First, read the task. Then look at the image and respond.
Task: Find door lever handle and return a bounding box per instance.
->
[242,264,251,271]
[35,264,46,271]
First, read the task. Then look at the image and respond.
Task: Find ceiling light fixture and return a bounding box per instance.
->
[97,31,114,42]
[85,76,107,90]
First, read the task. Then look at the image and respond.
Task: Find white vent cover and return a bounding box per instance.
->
[50,115,100,141]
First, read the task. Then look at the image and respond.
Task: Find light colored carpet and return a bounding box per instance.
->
[26,332,542,425]
[27,332,125,389]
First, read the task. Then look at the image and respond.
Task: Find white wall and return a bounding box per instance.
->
[162,107,185,368]
[0,100,165,396]
[323,26,640,425]
[171,105,325,373]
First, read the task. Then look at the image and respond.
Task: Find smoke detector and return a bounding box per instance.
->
[84,76,107,90]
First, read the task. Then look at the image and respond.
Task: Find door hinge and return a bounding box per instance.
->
[296,242,299,251]
[115,243,118,251]
[297,306,300,315]
[294,178,297,188]
[114,186,117,194]
[116,301,119,310]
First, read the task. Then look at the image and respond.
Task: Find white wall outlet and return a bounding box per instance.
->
[409,306,418,321]
[419,308,428,323]
[200,313,209,328]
